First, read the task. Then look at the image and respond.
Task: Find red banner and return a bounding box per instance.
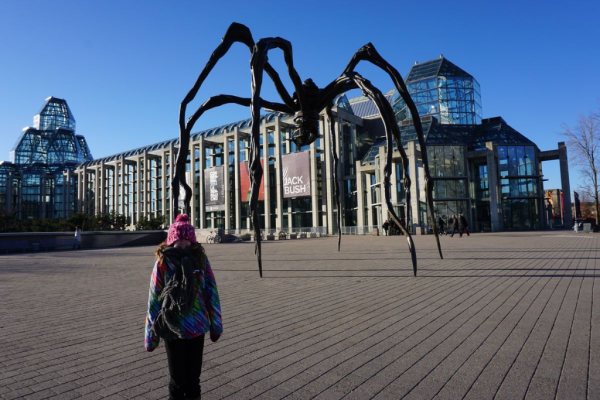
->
[240,160,264,202]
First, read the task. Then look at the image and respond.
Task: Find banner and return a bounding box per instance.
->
[282,151,311,198]
[546,191,555,218]
[240,160,264,202]
[574,191,582,219]
[204,166,225,206]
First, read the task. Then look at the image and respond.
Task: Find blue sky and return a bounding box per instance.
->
[1,0,598,194]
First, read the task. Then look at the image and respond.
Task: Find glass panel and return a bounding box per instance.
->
[428,145,465,177]
[502,199,540,230]
[525,146,536,175]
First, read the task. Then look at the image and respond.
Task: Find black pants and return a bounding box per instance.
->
[164,335,205,400]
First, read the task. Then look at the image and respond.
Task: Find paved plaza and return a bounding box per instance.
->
[1,231,599,399]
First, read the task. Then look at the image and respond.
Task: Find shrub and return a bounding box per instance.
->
[135,215,166,231]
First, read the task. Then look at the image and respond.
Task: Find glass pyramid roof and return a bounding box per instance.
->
[406,57,474,83]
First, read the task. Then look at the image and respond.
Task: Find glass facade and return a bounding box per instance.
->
[392,57,482,125]
[33,97,76,131]
[428,145,465,177]
[357,56,552,233]
[426,145,469,225]
[0,97,92,219]
[498,145,540,230]
[473,161,491,231]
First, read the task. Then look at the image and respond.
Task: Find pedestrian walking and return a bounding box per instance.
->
[382,219,390,236]
[459,214,470,237]
[450,215,460,237]
[398,217,406,235]
[73,225,82,249]
[437,215,447,236]
[145,214,223,400]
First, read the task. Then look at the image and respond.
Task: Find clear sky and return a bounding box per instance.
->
[1,0,598,194]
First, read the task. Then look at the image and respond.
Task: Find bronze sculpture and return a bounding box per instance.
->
[173,23,442,277]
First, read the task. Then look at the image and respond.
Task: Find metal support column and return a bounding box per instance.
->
[262,122,271,230]
[198,136,206,229]
[559,142,573,228]
[274,117,283,230]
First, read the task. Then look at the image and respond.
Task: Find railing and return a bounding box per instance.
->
[340,226,377,235]
[218,224,469,238]
[221,227,328,236]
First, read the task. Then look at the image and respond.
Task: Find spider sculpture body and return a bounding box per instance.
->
[173,23,442,277]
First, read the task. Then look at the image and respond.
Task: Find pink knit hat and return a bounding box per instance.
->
[166,214,198,245]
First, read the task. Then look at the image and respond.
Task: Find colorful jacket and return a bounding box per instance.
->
[145,255,222,351]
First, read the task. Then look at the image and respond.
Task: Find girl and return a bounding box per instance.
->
[145,214,222,400]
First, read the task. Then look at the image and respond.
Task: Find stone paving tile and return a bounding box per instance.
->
[0,232,598,399]
[403,258,554,399]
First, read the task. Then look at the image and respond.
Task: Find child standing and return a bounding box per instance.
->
[145,214,222,400]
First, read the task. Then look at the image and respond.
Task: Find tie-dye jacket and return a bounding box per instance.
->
[145,255,222,351]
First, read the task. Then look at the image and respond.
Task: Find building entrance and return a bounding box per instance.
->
[502,198,540,230]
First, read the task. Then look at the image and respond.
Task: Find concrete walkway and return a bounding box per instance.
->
[0,231,598,399]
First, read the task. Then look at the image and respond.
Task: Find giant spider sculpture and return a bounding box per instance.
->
[172,23,442,277]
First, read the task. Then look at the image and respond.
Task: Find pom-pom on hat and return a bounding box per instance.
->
[166,214,198,246]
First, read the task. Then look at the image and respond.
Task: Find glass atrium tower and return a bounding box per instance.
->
[0,97,93,219]
[392,56,482,125]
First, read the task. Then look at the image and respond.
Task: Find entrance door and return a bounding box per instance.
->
[503,199,539,230]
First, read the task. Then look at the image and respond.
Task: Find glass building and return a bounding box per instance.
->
[0,97,93,219]
[356,56,571,232]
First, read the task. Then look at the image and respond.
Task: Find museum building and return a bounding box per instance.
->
[0,57,572,232]
[0,97,93,220]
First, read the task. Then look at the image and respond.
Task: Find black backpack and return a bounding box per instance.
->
[151,247,199,338]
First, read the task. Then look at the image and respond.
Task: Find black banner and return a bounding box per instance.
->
[204,166,225,206]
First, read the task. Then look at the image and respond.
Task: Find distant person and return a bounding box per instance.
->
[459,214,470,237]
[382,219,390,236]
[437,215,447,236]
[450,215,460,237]
[73,226,82,249]
[145,214,223,400]
[398,217,406,235]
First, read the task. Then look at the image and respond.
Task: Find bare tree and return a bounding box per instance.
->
[560,109,600,225]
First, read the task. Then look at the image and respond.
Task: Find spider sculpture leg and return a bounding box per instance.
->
[325,106,342,251]
[174,22,296,220]
[173,94,290,216]
[317,74,419,273]
[344,44,443,260]
[347,72,419,275]
[248,37,308,277]
[176,23,302,277]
